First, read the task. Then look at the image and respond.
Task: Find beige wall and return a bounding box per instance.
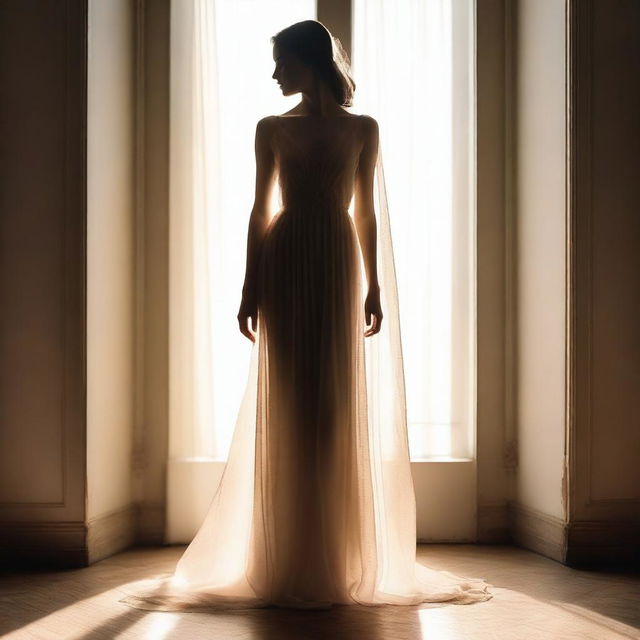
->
[511,0,640,565]
[566,0,640,564]
[514,0,567,521]
[0,0,88,566]
[577,0,640,507]
[86,0,136,546]
[0,0,162,565]
[475,0,513,542]
[134,0,170,545]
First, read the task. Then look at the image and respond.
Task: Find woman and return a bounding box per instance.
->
[119,19,492,611]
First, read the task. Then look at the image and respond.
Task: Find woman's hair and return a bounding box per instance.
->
[271,20,355,107]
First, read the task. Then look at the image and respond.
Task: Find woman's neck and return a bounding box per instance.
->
[296,80,344,117]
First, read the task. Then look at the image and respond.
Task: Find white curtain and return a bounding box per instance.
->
[167,0,475,538]
[352,0,475,460]
[167,0,314,541]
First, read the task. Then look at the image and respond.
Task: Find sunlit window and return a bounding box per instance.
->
[206,0,316,459]
[204,0,475,462]
[352,0,475,460]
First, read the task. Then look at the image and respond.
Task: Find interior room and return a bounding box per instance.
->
[0,0,638,638]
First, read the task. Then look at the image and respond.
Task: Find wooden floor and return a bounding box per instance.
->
[1,544,639,639]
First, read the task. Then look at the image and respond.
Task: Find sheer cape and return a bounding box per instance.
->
[117,129,493,612]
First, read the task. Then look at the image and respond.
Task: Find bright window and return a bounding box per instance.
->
[351,0,476,459]
[186,0,475,461]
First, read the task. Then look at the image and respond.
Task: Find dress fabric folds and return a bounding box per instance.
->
[118,114,493,611]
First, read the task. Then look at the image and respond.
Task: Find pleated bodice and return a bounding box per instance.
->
[271,114,363,215]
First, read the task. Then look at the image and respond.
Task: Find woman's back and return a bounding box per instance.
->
[265,112,370,214]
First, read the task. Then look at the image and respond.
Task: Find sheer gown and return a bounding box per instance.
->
[118,113,493,611]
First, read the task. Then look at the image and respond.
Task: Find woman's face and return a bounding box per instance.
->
[272,43,310,96]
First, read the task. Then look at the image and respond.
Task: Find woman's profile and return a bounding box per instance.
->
[119,19,493,611]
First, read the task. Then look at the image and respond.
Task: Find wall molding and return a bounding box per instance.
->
[87,504,137,564]
[0,520,87,568]
[132,0,148,520]
[508,501,640,568]
[503,0,519,477]
[509,501,567,563]
[565,519,640,568]
[477,501,511,544]
[134,501,166,545]
[567,0,596,520]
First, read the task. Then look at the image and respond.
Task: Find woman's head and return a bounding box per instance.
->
[271,20,355,107]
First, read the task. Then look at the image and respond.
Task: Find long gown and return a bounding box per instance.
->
[117,113,493,611]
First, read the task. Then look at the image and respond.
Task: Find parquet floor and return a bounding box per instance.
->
[1,544,638,639]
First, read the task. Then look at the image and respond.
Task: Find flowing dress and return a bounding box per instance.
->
[117,114,493,611]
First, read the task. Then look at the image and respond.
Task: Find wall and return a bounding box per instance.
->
[510,0,640,566]
[85,0,137,561]
[475,0,513,543]
[509,0,568,562]
[134,0,171,545]
[567,0,640,565]
[0,0,169,566]
[513,0,567,528]
[0,0,87,566]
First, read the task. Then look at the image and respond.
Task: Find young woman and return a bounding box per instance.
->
[120,19,492,611]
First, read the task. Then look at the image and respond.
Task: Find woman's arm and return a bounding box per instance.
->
[238,116,277,342]
[353,115,383,336]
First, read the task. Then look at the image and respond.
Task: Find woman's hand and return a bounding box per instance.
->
[237,287,258,343]
[364,285,383,337]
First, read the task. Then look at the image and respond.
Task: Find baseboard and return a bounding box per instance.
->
[86,504,137,564]
[0,503,157,569]
[0,520,88,568]
[477,502,511,543]
[508,501,568,563]
[565,520,640,569]
[134,501,166,545]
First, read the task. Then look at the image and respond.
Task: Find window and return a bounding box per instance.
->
[351,0,476,459]
[171,0,475,462]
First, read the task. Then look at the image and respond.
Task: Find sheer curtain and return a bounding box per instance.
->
[167,0,475,540]
[352,0,475,461]
[167,0,314,541]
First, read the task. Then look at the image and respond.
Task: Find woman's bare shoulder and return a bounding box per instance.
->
[357,114,379,132]
[256,115,278,128]
[254,116,279,144]
[354,115,379,154]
